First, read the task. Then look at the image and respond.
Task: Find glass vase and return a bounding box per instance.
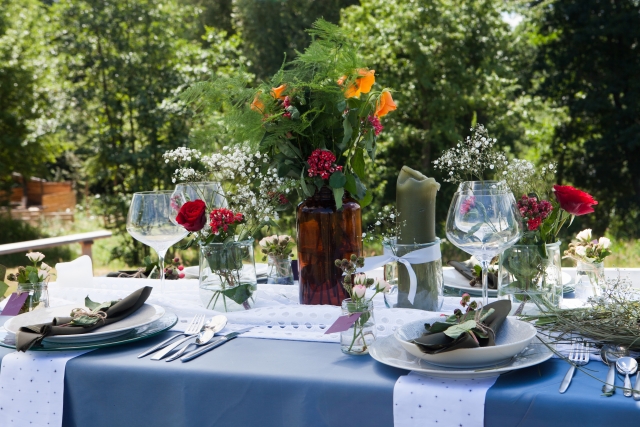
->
[17,282,49,313]
[198,239,257,312]
[266,256,294,285]
[498,241,563,309]
[574,261,605,303]
[383,239,444,311]
[297,186,362,305]
[340,298,375,355]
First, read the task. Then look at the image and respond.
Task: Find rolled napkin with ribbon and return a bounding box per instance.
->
[16,286,152,351]
[412,300,511,354]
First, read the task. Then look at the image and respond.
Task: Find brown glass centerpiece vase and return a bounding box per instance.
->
[297,186,362,305]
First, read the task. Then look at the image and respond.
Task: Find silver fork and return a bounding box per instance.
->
[138,314,205,358]
[559,342,589,393]
[151,314,206,360]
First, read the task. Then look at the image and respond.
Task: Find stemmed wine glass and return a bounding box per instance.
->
[126,191,189,293]
[171,181,227,210]
[445,181,522,306]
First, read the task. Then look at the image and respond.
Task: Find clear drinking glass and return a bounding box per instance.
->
[171,181,227,210]
[126,191,189,293]
[445,181,522,306]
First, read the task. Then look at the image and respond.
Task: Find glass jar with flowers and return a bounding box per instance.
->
[7,252,52,313]
[259,234,295,285]
[564,229,612,303]
[335,254,390,355]
[174,20,397,305]
[165,146,296,312]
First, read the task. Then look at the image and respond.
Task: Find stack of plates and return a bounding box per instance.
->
[1,304,177,351]
[369,316,553,378]
[443,268,574,296]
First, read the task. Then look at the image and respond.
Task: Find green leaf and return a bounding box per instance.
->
[300,169,313,197]
[336,99,346,112]
[0,265,6,282]
[427,322,455,333]
[329,171,346,189]
[350,148,366,177]
[278,140,301,159]
[28,270,39,285]
[443,319,477,339]
[466,222,483,237]
[352,174,367,199]
[340,115,353,150]
[359,190,373,208]
[333,187,344,210]
[0,281,8,299]
[344,174,357,196]
[221,283,255,305]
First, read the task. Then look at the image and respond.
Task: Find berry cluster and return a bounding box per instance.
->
[367,115,383,136]
[282,96,292,119]
[307,149,343,180]
[209,208,244,234]
[517,195,553,231]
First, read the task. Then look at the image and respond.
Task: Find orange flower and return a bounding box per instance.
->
[375,90,397,117]
[250,92,265,113]
[271,84,287,100]
[340,69,376,98]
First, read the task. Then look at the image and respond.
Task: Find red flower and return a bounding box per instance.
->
[307,149,343,180]
[527,217,542,231]
[367,115,383,136]
[176,200,207,232]
[209,208,244,234]
[460,196,476,215]
[553,185,598,216]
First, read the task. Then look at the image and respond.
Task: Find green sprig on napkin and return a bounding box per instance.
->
[15,286,152,351]
[65,296,121,327]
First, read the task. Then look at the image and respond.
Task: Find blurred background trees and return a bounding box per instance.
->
[1,0,639,268]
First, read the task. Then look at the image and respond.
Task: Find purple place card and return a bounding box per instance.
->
[324,312,362,334]
[1,292,29,316]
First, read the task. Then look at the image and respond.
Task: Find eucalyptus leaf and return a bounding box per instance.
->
[427,321,455,333]
[221,283,255,305]
[443,319,477,339]
[350,148,366,177]
[340,115,353,150]
[300,170,313,197]
[329,171,346,189]
[333,187,344,210]
[466,222,483,237]
[359,190,373,208]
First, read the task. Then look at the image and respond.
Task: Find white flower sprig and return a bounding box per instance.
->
[564,229,612,264]
[503,159,556,200]
[432,124,508,184]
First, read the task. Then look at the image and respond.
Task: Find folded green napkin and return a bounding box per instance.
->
[16,286,153,351]
[412,300,511,354]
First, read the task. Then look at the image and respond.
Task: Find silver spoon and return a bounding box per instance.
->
[617,357,638,397]
[602,345,629,395]
[165,315,228,362]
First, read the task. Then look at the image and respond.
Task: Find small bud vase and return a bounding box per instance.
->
[340,298,375,355]
[266,256,294,285]
[574,261,605,303]
[17,282,49,313]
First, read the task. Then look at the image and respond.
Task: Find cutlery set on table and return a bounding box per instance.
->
[138,314,252,363]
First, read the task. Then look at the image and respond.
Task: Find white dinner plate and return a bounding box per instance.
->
[443,269,573,296]
[4,303,165,343]
[394,317,538,368]
[184,263,270,279]
[369,334,553,379]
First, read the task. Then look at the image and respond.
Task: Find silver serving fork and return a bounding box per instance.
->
[559,342,589,393]
[138,314,205,359]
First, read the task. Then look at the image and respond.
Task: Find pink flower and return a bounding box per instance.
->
[353,285,367,299]
[367,115,383,136]
[460,197,476,215]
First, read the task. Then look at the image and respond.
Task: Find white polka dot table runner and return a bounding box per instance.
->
[0,350,91,427]
[393,372,498,427]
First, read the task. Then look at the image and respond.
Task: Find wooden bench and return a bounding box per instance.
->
[0,230,113,259]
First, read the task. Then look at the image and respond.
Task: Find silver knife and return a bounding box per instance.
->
[180,327,254,362]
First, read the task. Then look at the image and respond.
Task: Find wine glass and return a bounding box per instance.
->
[445,181,522,306]
[126,191,189,293]
[171,181,227,210]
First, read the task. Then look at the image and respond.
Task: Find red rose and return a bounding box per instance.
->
[553,185,598,216]
[176,200,207,232]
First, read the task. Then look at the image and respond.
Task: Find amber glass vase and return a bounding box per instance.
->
[297,186,362,305]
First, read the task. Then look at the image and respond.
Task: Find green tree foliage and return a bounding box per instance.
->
[527,0,640,237]
[50,0,244,263]
[342,0,530,229]
[234,0,358,80]
[0,0,66,202]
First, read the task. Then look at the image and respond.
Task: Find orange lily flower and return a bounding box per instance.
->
[340,69,376,98]
[250,92,265,113]
[375,90,397,117]
[271,84,287,100]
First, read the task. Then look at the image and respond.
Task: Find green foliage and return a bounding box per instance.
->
[526,0,640,237]
[0,0,67,201]
[49,0,245,263]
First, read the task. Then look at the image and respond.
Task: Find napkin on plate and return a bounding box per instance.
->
[448,258,498,288]
[15,286,153,351]
[412,300,511,354]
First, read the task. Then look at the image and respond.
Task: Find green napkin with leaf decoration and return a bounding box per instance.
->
[16,286,152,352]
[412,300,511,354]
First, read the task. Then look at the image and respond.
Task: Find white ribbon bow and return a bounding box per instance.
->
[357,239,441,304]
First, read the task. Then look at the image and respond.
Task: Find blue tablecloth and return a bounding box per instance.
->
[1,333,639,427]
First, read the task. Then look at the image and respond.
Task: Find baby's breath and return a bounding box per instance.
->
[432,124,507,184]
